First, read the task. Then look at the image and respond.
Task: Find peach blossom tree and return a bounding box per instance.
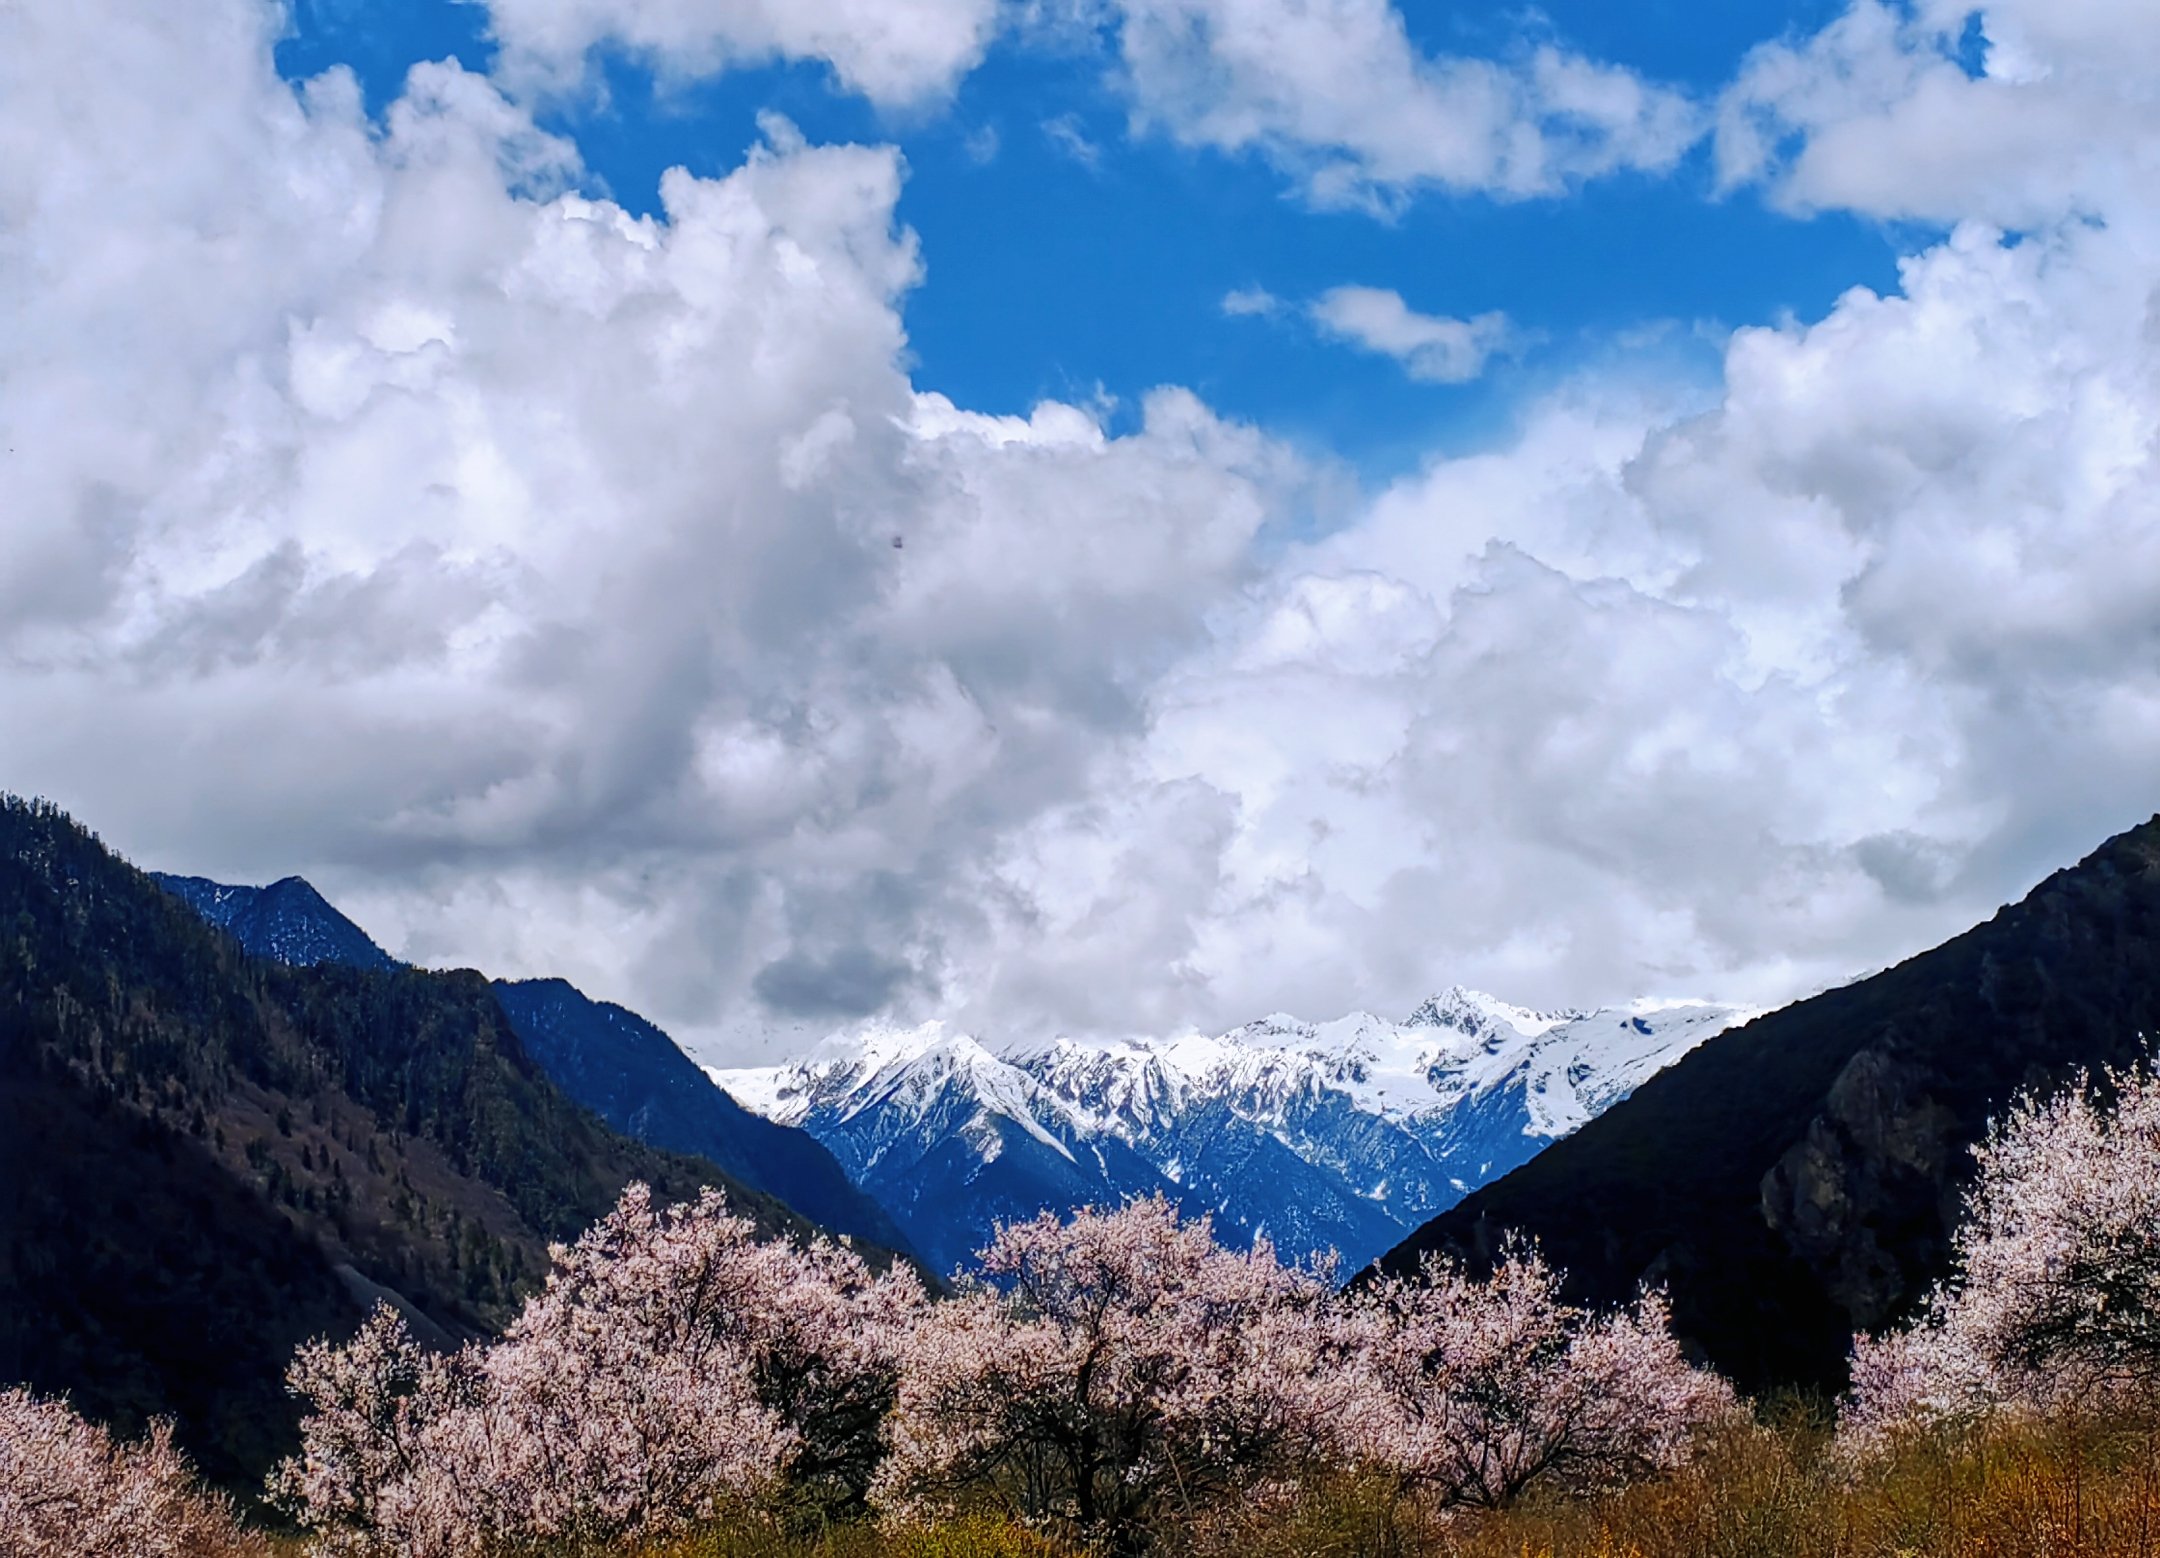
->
[875,1196,1345,1548]
[0,1387,260,1558]
[272,1182,923,1555]
[1341,1245,1739,1509]
[1842,1061,2160,1458]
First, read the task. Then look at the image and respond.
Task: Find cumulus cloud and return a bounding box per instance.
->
[12,0,2160,1062]
[0,0,1309,1056]
[1307,286,1512,382]
[1716,0,2160,225]
[481,0,1001,105]
[962,207,2160,1028]
[1091,0,1703,208]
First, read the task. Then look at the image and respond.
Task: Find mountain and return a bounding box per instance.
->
[0,797,821,1489]
[491,979,912,1255]
[1382,813,2160,1397]
[149,874,912,1262]
[149,871,397,971]
[714,990,1743,1277]
[720,1028,1201,1279]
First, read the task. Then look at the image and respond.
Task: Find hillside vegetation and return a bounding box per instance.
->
[0,797,832,1486]
[19,974,2160,1554]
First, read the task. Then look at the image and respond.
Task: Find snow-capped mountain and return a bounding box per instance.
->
[711,989,1748,1277]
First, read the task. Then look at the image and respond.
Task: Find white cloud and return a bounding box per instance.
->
[0,0,1311,1057]
[481,0,1001,105]
[1307,286,1511,382]
[1094,0,1703,208]
[13,0,2160,1067]
[1716,0,2160,225]
[465,0,1701,222]
[1219,285,1283,317]
[1041,112,1104,168]
[967,209,2160,1028]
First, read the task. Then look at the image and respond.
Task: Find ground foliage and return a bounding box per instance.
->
[24,1050,2160,1556]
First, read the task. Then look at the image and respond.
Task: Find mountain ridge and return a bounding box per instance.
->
[714,990,1745,1275]
[0,796,820,1488]
[1382,812,2160,1395]
[150,871,398,972]
[146,868,909,1258]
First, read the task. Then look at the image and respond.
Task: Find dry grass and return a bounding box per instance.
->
[257,1407,2160,1557]
[638,1513,1077,1558]
[1190,1408,2160,1558]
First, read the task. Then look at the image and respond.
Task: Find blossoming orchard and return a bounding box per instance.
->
[253,1191,1736,1555]
[22,1058,2160,1555]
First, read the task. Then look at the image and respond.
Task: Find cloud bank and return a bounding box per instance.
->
[482,0,1002,105]
[7,0,2160,1061]
[1090,0,1703,208]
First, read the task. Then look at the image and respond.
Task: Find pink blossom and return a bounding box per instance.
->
[273,1183,923,1555]
[0,1387,260,1558]
[1341,1245,1739,1508]
[876,1196,1346,1544]
[1841,1060,2160,1458]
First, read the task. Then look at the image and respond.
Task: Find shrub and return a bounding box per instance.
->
[646,1511,1075,1557]
[876,1196,1344,1550]
[1341,1245,1741,1509]
[272,1183,923,1555]
[1841,1060,2160,1459]
[0,1387,262,1558]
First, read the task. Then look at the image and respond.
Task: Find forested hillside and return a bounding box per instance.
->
[0,797,822,1487]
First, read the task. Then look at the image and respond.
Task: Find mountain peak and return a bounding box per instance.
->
[1404,986,1565,1037]
[716,988,1745,1274]
[150,870,396,971]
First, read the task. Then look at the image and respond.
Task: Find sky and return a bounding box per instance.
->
[6,0,2160,1062]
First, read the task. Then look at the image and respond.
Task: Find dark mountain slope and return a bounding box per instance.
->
[150,871,397,971]
[0,1036,355,1487]
[492,978,912,1255]
[1382,814,2160,1395]
[0,797,814,1488]
[146,872,911,1260]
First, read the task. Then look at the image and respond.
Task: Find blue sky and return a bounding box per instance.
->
[278,0,1903,478]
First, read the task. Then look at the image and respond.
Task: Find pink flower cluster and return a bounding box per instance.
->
[1338,1246,1741,1509]
[9,1185,1724,1555]
[270,1188,1735,1553]
[272,1184,925,1555]
[875,1197,1348,1536]
[0,1387,259,1558]
[1841,1060,2160,1459]
[878,1201,1735,1539]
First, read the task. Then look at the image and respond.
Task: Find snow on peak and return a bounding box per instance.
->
[1404,985,1570,1038]
[708,985,1753,1273]
[719,989,1749,1141]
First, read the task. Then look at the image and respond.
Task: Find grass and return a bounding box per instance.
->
[641,1514,1075,1558]
[1204,1408,2160,1558]
[249,1406,2160,1556]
